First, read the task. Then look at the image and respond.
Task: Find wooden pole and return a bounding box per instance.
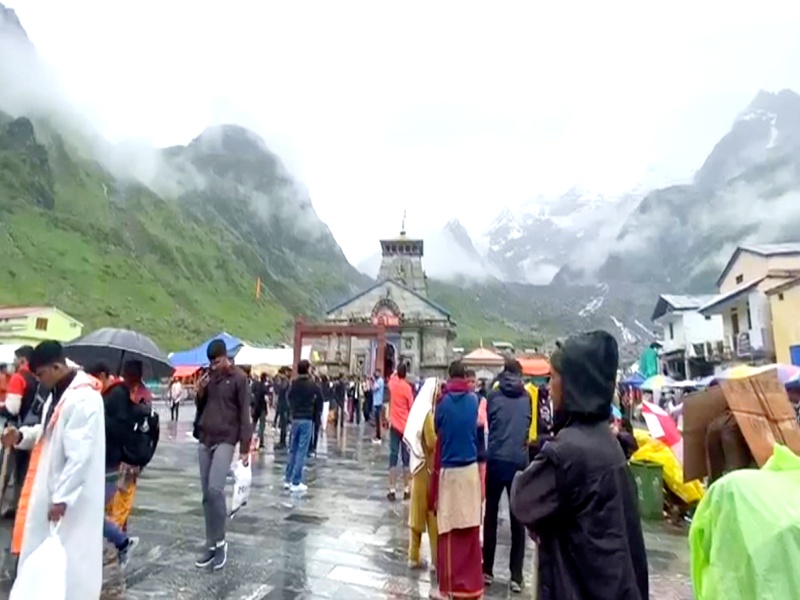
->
[293,316,304,375]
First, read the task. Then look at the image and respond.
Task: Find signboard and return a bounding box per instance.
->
[737,332,751,357]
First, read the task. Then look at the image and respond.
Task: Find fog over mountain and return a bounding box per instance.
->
[8,0,800,358]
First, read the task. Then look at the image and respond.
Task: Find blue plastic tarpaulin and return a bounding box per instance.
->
[621,372,646,387]
[169,332,243,367]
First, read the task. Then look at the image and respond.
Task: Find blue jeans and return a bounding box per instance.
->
[285,419,313,485]
[389,427,410,468]
[104,477,128,549]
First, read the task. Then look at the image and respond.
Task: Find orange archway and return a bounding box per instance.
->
[292,316,390,375]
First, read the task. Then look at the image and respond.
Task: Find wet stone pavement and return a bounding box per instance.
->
[0,405,694,599]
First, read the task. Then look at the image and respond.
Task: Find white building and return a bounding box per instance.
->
[651,294,725,379]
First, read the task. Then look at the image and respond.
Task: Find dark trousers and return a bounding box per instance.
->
[352,397,361,425]
[363,393,373,423]
[170,402,180,421]
[256,412,266,448]
[278,409,289,447]
[4,450,30,513]
[309,420,320,456]
[373,406,382,440]
[482,470,526,584]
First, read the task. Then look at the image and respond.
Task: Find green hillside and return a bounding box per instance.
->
[0,115,291,350]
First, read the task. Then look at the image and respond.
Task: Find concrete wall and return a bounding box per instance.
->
[683,311,724,346]
[658,313,685,354]
[769,284,800,364]
[720,250,800,294]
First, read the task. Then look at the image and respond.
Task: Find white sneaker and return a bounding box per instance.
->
[283,481,291,490]
[372,439,382,445]
[290,483,308,493]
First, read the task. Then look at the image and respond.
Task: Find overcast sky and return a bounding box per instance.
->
[11,1,800,263]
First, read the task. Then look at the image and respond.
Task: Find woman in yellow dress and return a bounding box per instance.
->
[408,388,443,599]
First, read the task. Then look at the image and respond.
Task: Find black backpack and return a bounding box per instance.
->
[120,399,160,468]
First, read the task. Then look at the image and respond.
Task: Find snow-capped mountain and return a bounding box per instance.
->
[694,89,800,191]
[573,88,800,293]
[482,187,641,284]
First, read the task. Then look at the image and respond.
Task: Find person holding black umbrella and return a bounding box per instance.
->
[194,339,251,571]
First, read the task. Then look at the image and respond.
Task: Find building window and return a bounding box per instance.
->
[404,337,413,350]
[735,274,744,284]
[35,317,48,331]
[669,322,674,339]
[705,315,711,320]
[779,292,785,301]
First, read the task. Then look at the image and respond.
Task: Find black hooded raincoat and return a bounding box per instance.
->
[510,331,649,600]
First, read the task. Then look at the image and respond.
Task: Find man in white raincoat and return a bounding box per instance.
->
[2,341,105,599]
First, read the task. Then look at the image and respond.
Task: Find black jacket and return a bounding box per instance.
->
[510,331,649,600]
[275,377,290,412]
[251,380,267,418]
[486,371,531,479]
[288,375,323,421]
[104,381,132,470]
[196,366,252,449]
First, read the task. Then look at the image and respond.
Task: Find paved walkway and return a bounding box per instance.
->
[0,406,694,599]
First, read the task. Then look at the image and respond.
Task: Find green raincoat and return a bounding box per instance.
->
[689,444,800,599]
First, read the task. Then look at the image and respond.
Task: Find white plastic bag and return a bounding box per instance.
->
[230,460,252,517]
[11,522,67,600]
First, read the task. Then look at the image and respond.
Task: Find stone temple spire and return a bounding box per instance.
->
[377,212,427,295]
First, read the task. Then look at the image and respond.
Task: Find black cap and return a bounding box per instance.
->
[207,339,227,361]
[29,341,66,371]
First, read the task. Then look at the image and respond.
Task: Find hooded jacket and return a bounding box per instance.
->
[510,331,649,600]
[486,371,531,480]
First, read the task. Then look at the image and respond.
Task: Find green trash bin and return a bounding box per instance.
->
[629,460,664,520]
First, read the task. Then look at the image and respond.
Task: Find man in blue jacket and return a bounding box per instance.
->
[483,358,531,594]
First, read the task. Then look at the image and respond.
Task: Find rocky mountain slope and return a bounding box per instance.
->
[569,89,800,293]
[483,188,641,285]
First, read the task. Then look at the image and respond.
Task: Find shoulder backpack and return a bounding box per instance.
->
[121,395,160,468]
[19,372,49,427]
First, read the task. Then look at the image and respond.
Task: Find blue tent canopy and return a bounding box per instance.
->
[169,332,243,367]
[621,372,646,387]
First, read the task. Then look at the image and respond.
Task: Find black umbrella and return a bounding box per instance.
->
[65,328,173,380]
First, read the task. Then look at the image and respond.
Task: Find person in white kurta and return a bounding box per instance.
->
[4,345,106,600]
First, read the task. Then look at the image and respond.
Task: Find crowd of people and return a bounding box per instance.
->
[401,331,649,599]
[0,330,653,599]
[0,341,159,598]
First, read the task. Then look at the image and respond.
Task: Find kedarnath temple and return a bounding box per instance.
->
[314,226,456,378]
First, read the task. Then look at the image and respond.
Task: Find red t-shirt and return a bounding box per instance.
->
[388,376,414,435]
[3,366,30,413]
